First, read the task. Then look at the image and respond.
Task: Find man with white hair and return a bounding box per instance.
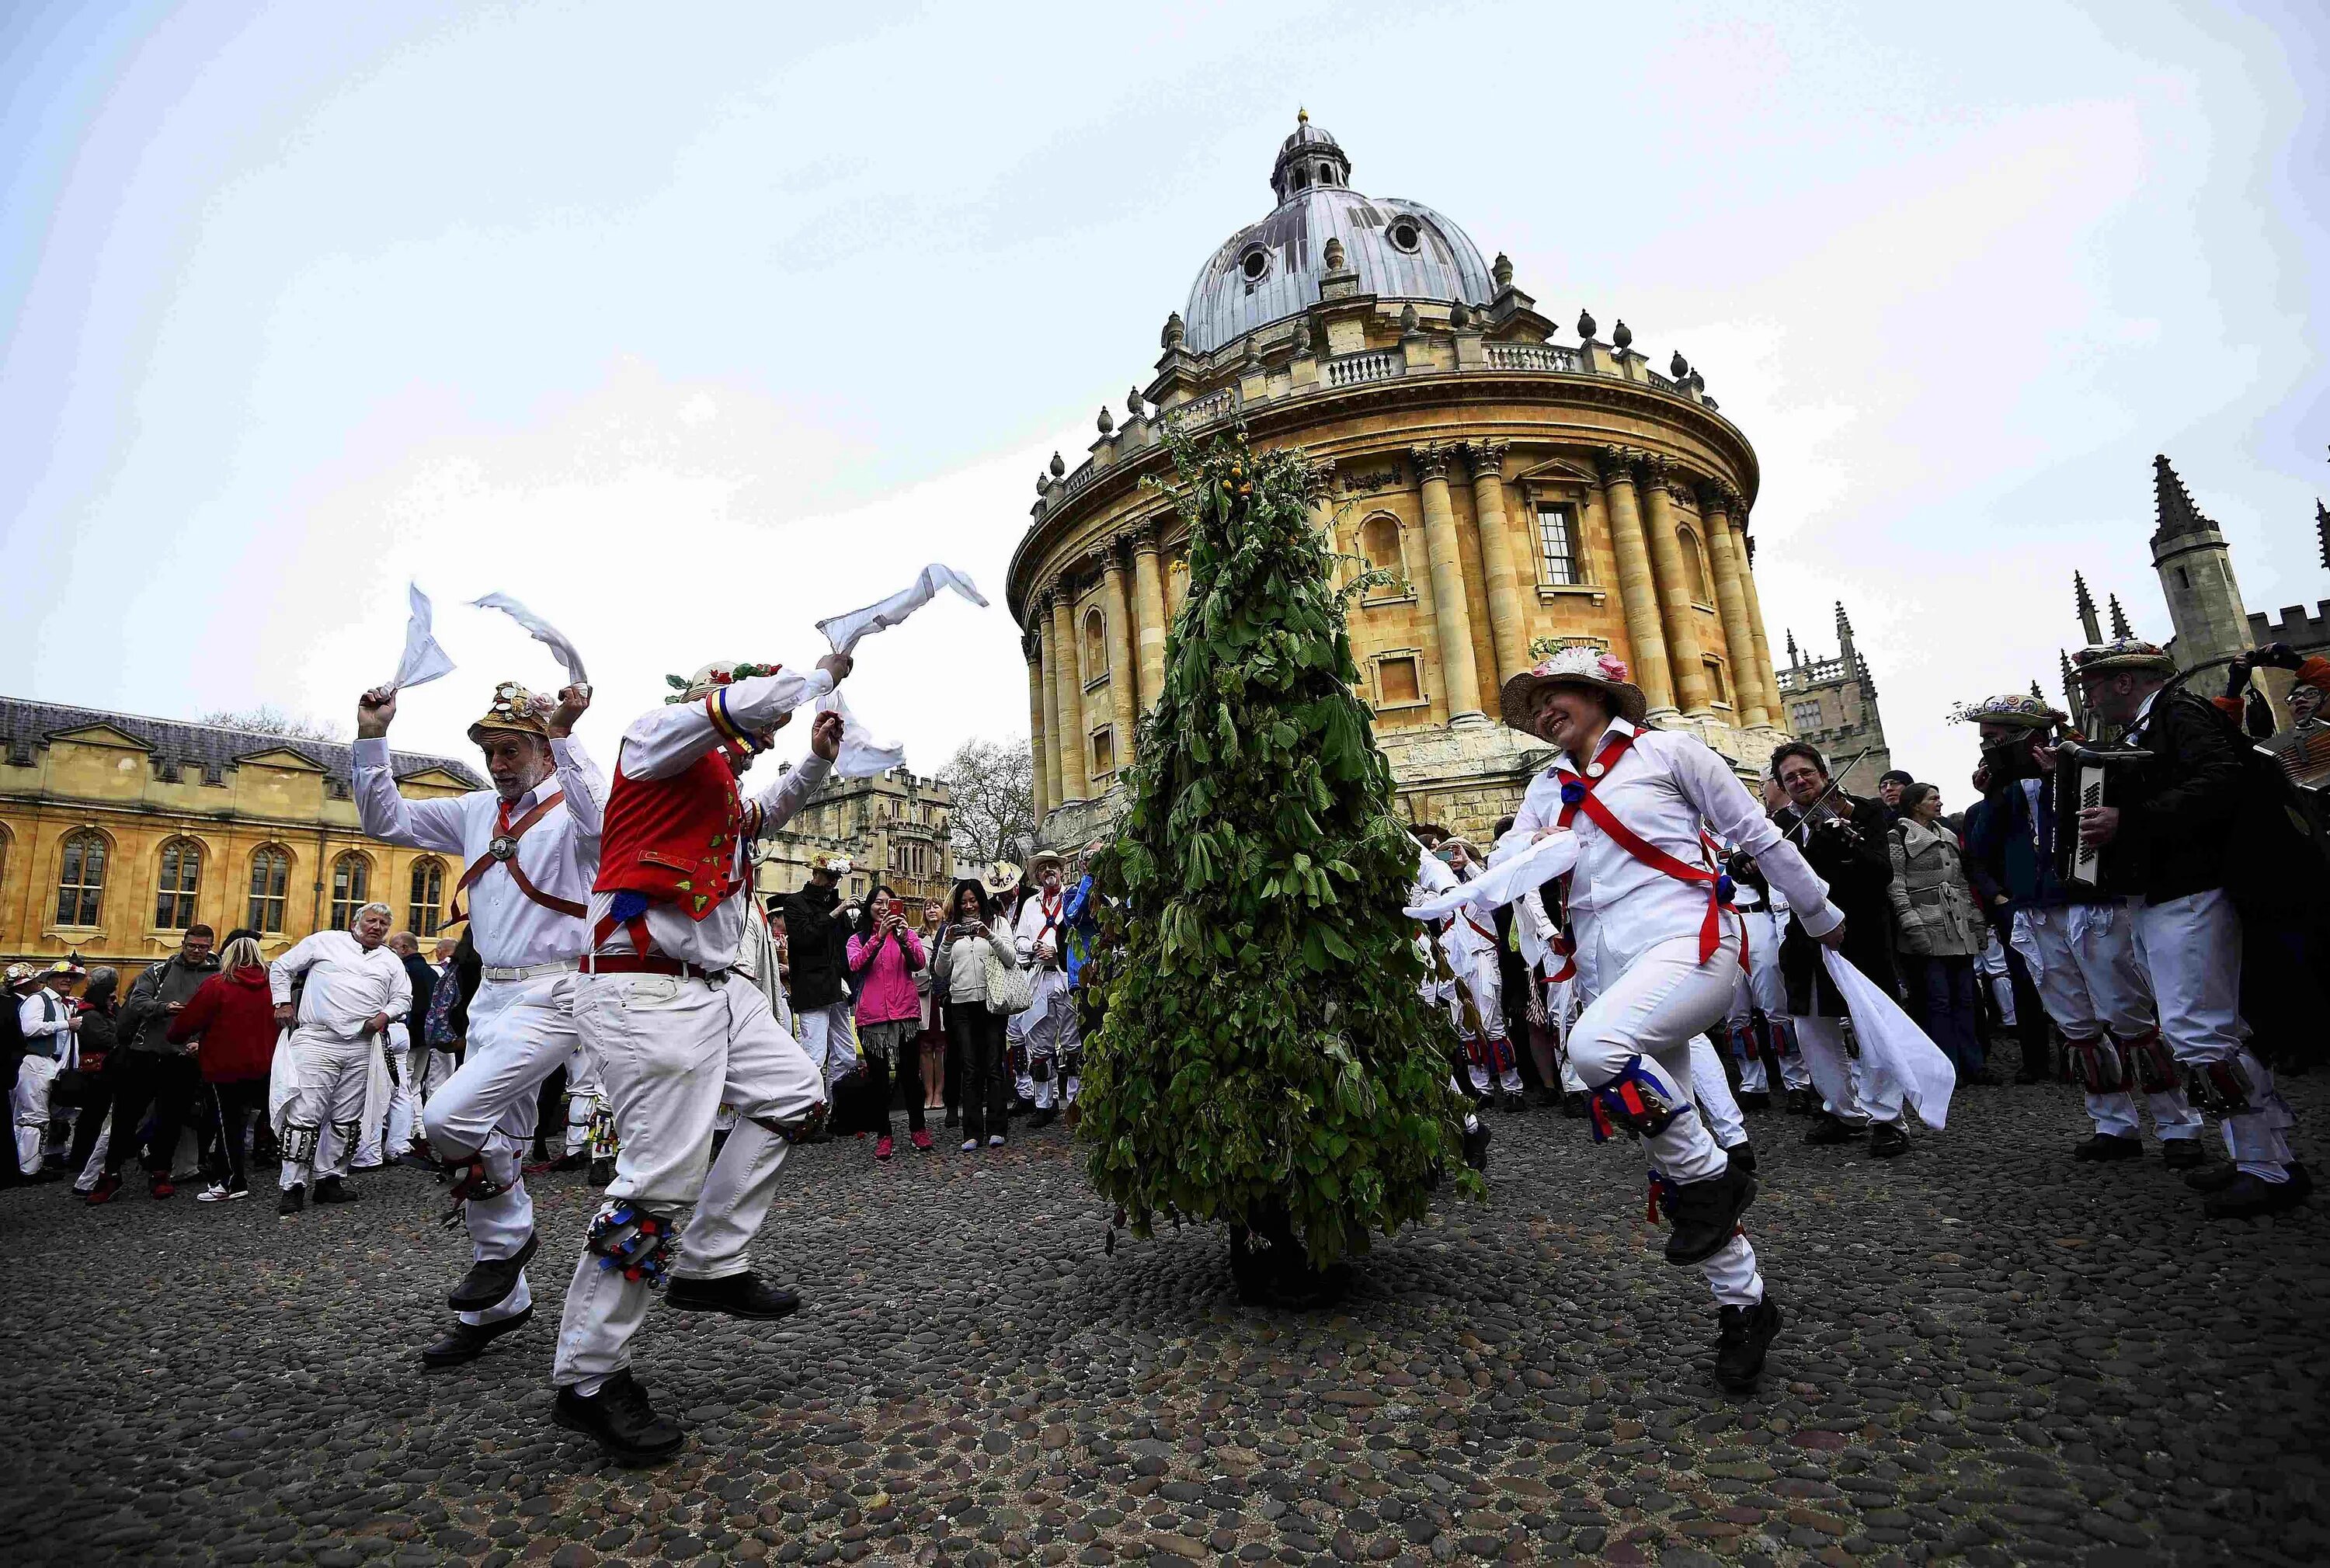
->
[356,677,602,1368]
[270,902,411,1213]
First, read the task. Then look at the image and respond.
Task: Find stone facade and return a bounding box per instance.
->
[1768,605,1892,797]
[1006,117,1796,847]
[751,765,955,921]
[0,697,480,969]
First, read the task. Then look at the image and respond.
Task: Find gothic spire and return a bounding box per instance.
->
[2060,648,2083,728]
[2106,593,2132,638]
[2152,454,2215,544]
[2074,572,2102,645]
[1786,629,1801,668]
[2317,498,2328,570]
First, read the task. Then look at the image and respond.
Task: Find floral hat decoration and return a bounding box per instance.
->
[1498,645,1648,733]
[467,680,555,745]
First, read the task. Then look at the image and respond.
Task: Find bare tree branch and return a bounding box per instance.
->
[197,704,347,742]
[938,736,1035,867]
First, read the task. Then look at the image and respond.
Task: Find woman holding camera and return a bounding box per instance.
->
[844,886,929,1159]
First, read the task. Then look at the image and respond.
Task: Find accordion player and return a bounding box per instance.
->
[2052,739,2152,898]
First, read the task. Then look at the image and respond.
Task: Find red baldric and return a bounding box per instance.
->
[1551,730,1741,968]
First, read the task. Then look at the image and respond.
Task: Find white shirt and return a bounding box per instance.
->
[18,989,77,1061]
[1014,885,1067,965]
[588,666,836,969]
[354,734,606,969]
[272,931,412,1038]
[1492,719,1841,993]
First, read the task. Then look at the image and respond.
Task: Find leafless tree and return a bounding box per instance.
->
[939,737,1035,867]
[198,704,346,742]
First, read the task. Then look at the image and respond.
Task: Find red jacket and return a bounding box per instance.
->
[169,966,278,1083]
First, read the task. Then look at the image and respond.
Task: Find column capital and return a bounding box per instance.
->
[1640,451,1672,485]
[1091,543,1125,579]
[1460,439,1509,478]
[1302,457,1336,503]
[1034,583,1056,614]
[1594,444,1641,485]
[1695,478,1730,516]
[1125,517,1165,556]
[1409,443,1455,482]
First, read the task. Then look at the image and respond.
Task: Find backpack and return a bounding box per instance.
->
[423,963,461,1049]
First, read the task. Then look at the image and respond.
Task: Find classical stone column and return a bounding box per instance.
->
[1699,484,1770,726]
[1411,443,1484,722]
[1130,523,1169,711]
[1048,584,1088,801]
[1102,545,1139,770]
[1462,440,1528,686]
[1025,628,1050,822]
[1035,590,1065,810]
[1640,457,1712,714]
[1596,447,1676,713]
[1733,504,1782,721]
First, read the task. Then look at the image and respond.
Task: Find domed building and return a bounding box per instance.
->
[1007,114,1793,848]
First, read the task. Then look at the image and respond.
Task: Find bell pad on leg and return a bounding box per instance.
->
[586,1097,617,1161]
[586,1200,679,1288]
[753,1098,829,1144]
[1767,1017,1798,1060]
[280,1121,320,1165]
[440,1153,513,1232]
[2120,1030,2179,1096]
[1588,1056,1690,1145]
[2067,1037,2125,1093]
[1728,1021,1761,1065]
[2184,1060,2253,1116]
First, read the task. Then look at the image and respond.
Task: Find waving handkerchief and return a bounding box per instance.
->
[387,582,456,693]
[1822,947,1956,1129]
[470,592,589,686]
[1403,830,1580,923]
[817,564,989,654]
[816,687,906,779]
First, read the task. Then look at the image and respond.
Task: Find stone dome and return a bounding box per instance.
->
[1181,114,1496,356]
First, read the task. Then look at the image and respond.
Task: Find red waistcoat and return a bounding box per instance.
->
[594,751,756,921]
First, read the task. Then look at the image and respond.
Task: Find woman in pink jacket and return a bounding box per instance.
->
[845,886,929,1159]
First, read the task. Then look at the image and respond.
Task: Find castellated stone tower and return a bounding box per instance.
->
[2148,454,2254,668]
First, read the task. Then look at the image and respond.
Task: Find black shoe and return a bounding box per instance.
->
[2161,1139,2207,1171]
[1803,1111,1863,1146]
[944,1108,959,1128]
[312,1176,360,1204]
[1664,1159,1758,1265]
[587,1156,615,1187]
[547,1152,587,1173]
[448,1232,540,1312]
[276,1184,306,1216]
[552,1369,685,1465]
[1785,1087,1815,1116]
[1462,1121,1492,1173]
[1714,1294,1782,1393]
[1868,1120,1910,1159]
[393,1153,437,1171]
[419,1306,534,1368]
[1030,1107,1058,1130]
[1560,1092,1588,1120]
[2183,1163,2241,1194]
[1499,1092,1527,1114]
[1739,1090,1771,1112]
[1724,1142,1758,1176]
[2073,1132,2142,1163]
[2203,1170,2311,1221]
[665,1271,801,1321]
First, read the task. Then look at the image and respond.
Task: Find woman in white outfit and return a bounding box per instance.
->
[1490,648,1846,1393]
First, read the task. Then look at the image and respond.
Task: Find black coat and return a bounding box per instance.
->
[778,881,853,1012]
[2099,687,2247,905]
[401,952,436,1031]
[1772,795,1898,1017]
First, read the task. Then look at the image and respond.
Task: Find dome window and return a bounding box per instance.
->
[1317,163,1335,184]
[1240,247,1271,283]
[1387,218,1422,254]
[1292,169,1309,190]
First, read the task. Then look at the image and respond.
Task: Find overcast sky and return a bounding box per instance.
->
[4,1,2325,794]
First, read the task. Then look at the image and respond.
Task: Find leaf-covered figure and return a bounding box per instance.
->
[1079,426,1478,1299]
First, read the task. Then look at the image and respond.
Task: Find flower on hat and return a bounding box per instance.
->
[1595,652,1629,683]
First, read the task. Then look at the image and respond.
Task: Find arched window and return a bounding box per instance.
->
[1083,608,1107,683]
[54,829,107,927]
[248,847,290,933]
[409,857,447,938]
[1677,526,1710,602]
[155,838,203,930]
[329,851,371,930]
[1359,514,1403,578]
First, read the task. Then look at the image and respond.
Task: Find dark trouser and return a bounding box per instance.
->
[68,1059,121,1180]
[1993,923,2051,1076]
[1917,954,1984,1077]
[205,1078,270,1191]
[866,1032,927,1136]
[104,1054,201,1177]
[944,1001,1010,1142]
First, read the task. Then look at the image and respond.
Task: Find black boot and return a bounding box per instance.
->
[2072,1132,2141,1162]
[1803,1111,1862,1146]
[1030,1106,1058,1130]
[1738,1090,1771,1112]
[1663,1159,1758,1265]
[1724,1142,1758,1176]
[1462,1121,1492,1172]
[2203,1170,2311,1221]
[587,1156,615,1187]
[419,1306,534,1368]
[553,1369,684,1465]
[312,1175,360,1204]
[1714,1294,1782,1393]
[448,1232,540,1312]
[276,1184,306,1217]
[2161,1139,2207,1171]
[666,1271,801,1321]
[1560,1092,1589,1120]
[1784,1087,1815,1116]
[1867,1120,1910,1159]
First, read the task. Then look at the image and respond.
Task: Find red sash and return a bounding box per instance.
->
[1551,730,1741,968]
[450,791,583,923]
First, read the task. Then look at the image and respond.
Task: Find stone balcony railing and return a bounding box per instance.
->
[1773,655,1859,692]
[1485,342,1578,373]
[1325,349,1403,387]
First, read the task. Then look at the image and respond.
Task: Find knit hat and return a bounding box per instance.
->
[1499,646,1648,734]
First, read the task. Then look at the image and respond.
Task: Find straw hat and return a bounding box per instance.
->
[979,860,1023,896]
[467,680,553,745]
[2070,638,2175,681]
[1963,693,2065,731]
[1498,646,1648,734]
[1025,848,1066,878]
[810,851,854,877]
[663,661,786,704]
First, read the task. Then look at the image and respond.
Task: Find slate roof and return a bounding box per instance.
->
[0,697,485,792]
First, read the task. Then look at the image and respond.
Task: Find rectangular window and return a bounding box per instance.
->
[1704,659,1728,705]
[1379,656,1422,705]
[1790,700,1822,732]
[1091,728,1116,779]
[249,850,289,934]
[155,841,201,930]
[1537,504,1581,586]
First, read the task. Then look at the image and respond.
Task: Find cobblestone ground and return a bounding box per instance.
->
[6,1073,2327,1568]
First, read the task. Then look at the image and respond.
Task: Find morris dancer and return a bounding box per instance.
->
[1493,648,1845,1392]
[551,655,849,1464]
[1010,850,1079,1127]
[1961,692,2202,1166]
[270,904,409,1213]
[356,679,603,1367]
[1441,836,1525,1111]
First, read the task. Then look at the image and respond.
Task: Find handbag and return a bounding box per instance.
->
[982,934,1035,1017]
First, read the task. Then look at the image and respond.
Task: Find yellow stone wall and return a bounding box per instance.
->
[750,767,955,922]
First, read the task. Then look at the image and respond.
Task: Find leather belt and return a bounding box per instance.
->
[480,958,581,983]
[579,953,730,982]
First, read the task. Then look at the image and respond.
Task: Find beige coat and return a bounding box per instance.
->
[1887,818,1985,958]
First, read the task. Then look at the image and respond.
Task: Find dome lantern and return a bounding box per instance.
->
[1270,108,1352,202]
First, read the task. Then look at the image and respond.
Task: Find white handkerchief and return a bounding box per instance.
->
[469,593,589,686]
[817,564,989,654]
[1822,947,1957,1129]
[1402,831,1580,923]
[388,582,456,693]
[816,688,906,779]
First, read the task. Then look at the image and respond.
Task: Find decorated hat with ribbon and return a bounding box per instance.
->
[467,680,554,745]
[810,851,853,877]
[1962,692,2066,731]
[665,662,785,704]
[979,860,1023,896]
[1499,645,1648,733]
[2070,638,2175,681]
[3,961,33,989]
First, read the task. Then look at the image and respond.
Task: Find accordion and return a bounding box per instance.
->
[2053,741,2151,899]
[2262,725,2330,853]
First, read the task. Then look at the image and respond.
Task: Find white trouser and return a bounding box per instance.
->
[1741,910,1786,1016]
[382,1024,420,1159]
[1976,931,2018,1025]
[279,1029,375,1189]
[354,1031,393,1168]
[1691,1034,1745,1149]
[793,1001,856,1088]
[1793,1016,1901,1125]
[2133,889,2296,1177]
[13,1055,59,1171]
[388,1045,454,1156]
[1566,930,1763,1307]
[554,971,827,1392]
[422,972,580,1326]
[563,1040,601,1156]
[2011,903,2199,1141]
